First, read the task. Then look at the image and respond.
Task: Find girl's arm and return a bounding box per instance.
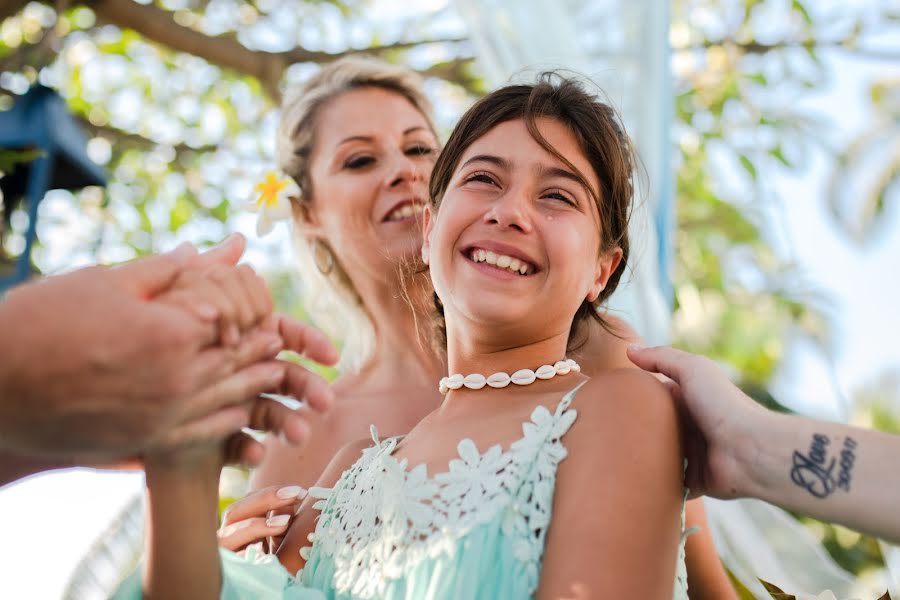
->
[537,370,684,599]
[142,451,224,600]
[683,500,738,600]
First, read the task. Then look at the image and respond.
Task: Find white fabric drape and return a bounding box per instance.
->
[452,1,862,597]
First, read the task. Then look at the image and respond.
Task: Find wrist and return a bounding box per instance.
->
[732,409,793,500]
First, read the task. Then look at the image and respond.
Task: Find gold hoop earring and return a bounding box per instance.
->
[313,239,334,275]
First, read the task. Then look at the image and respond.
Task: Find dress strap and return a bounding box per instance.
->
[554,379,590,416]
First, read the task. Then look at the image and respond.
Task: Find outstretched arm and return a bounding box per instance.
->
[537,370,684,599]
[628,344,900,544]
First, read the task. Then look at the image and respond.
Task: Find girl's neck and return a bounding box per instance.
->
[445,328,571,381]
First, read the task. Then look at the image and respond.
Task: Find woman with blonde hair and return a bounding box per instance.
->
[218,55,735,598]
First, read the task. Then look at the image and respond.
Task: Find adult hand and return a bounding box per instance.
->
[626,345,767,499]
[218,485,307,553]
[0,235,266,461]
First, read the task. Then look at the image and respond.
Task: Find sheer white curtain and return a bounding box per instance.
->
[452,1,860,597]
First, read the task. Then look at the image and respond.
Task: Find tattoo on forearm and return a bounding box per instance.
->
[790,434,857,498]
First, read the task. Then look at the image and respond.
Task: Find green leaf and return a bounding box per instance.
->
[759,578,795,599]
[770,146,792,167]
[739,154,758,180]
[791,0,813,25]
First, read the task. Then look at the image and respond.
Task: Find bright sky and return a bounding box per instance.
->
[1,8,899,600]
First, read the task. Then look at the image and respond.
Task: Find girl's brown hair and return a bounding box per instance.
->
[427,72,636,349]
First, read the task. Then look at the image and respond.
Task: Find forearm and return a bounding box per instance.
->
[739,412,900,543]
[144,458,223,600]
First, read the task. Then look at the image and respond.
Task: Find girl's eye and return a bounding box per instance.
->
[544,190,575,205]
[344,156,375,169]
[406,145,435,157]
[465,172,497,186]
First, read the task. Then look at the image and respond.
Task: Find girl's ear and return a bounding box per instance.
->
[290,196,323,236]
[586,247,623,302]
[421,205,434,265]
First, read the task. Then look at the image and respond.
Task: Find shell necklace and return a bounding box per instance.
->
[439,359,581,394]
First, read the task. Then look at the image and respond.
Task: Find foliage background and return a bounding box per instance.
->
[0,0,899,597]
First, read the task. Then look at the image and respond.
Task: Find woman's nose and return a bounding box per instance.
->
[386,152,424,189]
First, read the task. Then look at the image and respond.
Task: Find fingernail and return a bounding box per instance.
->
[277,485,306,499]
[266,336,283,355]
[168,241,196,261]
[266,514,291,528]
[196,302,218,320]
[627,344,644,352]
[228,324,241,346]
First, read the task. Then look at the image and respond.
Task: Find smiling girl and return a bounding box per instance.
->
[116,73,688,600]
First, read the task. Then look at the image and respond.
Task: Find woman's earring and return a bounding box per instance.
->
[313,239,335,275]
[421,248,429,265]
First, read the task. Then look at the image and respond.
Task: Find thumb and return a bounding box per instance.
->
[113,243,197,298]
[626,345,687,385]
[188,233,246,269]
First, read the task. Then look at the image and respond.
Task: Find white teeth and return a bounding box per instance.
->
[387,203,423,221]
[468,249,532,276]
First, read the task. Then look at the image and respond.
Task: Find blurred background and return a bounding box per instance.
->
[0,0,898,598]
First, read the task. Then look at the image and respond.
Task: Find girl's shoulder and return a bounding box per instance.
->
[562,368,681,469]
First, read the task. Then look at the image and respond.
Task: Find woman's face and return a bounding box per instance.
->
[423,117,621,345]
[303,87,438,286]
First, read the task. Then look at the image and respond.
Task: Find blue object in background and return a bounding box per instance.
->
[0,85,106,293]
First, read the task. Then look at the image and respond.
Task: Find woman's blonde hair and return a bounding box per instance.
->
[277,55,436,372]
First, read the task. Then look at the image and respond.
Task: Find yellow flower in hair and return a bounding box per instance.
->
[250,171,296,236]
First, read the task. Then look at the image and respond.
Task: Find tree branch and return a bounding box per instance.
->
[75,116,217,157]
[88,0,475,100]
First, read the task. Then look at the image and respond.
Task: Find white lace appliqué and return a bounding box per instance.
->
[302,392,580,598]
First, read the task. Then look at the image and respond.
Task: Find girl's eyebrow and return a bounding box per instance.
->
[459,154,510,171]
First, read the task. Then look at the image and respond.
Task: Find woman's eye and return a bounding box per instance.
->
[344,156,375,169]
[406,145,435,157]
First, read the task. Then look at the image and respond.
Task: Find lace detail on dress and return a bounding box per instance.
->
[302,383,585,598]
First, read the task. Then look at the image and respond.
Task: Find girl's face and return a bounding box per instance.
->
[423,117,622,347]
[301,87,438,285]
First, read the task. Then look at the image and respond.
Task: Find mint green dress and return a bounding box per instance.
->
[114,384,689,599]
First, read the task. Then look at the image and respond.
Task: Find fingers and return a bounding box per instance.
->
[248,397,315,447]
[206,264,258,337]
[276,316,339,366]
[181,332,284,415]
[113,243,197,298]
[152,405,250,451]
[217,514,293,552]
[188,234,246,269]
[626,345,695,384]
[221,485,307,526]
[277,361,334,414]
[176,358,285,427]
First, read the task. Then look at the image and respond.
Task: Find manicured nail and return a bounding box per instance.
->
[277,485,306,500]
[266,514,291,528]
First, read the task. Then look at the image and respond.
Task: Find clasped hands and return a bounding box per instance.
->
[0,234,337,472]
